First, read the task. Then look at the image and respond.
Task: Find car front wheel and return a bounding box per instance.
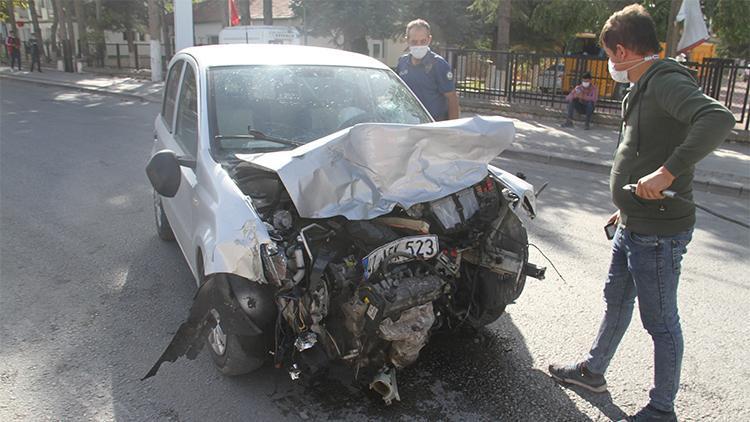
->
[206,308,268,376]
[153,190,175,241]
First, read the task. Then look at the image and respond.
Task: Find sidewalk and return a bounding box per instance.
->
[2,66,747,197]
[492,117,750,198]
[0,65,163,103]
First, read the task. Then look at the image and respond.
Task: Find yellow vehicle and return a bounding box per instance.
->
[561,33,620,98]
[545,34,717,99]
[658,41,716,63]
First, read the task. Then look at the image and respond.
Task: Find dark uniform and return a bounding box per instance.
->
[29,38,42,72]
[396,50,455,121]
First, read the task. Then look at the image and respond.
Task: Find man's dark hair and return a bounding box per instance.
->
[582,72,592,80]
[600,4,661,55]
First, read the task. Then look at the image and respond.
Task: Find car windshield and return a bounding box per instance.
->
[208,65,432,152]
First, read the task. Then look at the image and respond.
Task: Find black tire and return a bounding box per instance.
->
[464,212,529,328]
[153,190,175,241]
[206,309,269,376]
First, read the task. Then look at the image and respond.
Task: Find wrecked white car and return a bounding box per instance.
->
[143,44,545,404]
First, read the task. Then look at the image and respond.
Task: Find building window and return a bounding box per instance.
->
[371,41,383,59]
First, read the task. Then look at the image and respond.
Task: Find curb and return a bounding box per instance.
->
[498,149,748,199]
[0,73,160,103]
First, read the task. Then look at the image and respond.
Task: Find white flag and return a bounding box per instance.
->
[676,0,710,53]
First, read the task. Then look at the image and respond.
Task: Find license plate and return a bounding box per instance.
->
[362,235,438,279]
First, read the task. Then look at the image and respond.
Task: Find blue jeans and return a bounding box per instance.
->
[584,226,693,412]
[567,99,594,124]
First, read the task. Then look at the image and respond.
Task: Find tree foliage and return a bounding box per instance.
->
[290,0,401,52]
[398,0,492,48]
[92,0,147,34]
[704,0,749,57]
[1,0,29,25]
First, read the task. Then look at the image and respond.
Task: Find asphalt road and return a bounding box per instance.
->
[1,79,749,421]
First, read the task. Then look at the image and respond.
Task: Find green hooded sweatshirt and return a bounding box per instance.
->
[610,58,736,235]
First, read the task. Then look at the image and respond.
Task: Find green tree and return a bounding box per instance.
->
[290,0,400,53]
[96,0,148,67]
[398,0,492,49]
[705,0,750,57]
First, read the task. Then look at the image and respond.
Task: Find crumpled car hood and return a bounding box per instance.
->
[236,115,515,220]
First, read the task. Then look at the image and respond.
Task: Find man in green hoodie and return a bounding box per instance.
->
[548,4,735,422]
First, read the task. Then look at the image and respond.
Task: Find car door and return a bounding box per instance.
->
[156,59,201,272]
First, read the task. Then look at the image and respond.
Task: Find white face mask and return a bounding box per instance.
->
[409,45,430,60]
[608,54,659,83]
[582,81,591,88]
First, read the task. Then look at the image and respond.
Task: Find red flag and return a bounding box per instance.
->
[229,0,240,26]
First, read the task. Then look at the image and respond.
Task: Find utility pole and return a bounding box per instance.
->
[73,0,86,61]
[173,0,193,52]
[263,0,272,25]
[239,0,250,25]
[148,0,162,80]
[665,0,683,58]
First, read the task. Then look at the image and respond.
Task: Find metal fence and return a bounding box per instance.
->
[443,48,750,131]
[51,41,174,71]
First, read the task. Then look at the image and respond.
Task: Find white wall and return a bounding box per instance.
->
[302,35,407,68]
[195,23,223,45]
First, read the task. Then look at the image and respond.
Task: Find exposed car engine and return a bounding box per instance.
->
[226,161,545,404]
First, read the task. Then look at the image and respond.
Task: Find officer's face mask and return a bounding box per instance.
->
[410,45,430,60]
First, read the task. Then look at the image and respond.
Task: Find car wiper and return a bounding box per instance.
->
[213,130,303,147]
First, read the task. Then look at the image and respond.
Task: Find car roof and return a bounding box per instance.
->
[177,44,391,70]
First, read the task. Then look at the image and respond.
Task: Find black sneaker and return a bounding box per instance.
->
[584,122,591,130]
[561,120,574,128]
[548,362,607,393]
[618,404,677,422]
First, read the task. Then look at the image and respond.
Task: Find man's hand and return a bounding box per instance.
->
[635,166,676,199]
[607,210,620,226]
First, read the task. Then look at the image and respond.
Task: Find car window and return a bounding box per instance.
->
[162,60,184,132]
[175,64,198,157]
[209,65,431,151]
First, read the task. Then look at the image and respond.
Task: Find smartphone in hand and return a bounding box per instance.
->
[604,222,617,240]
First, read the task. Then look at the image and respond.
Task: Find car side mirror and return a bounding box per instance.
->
[146,149,194,198]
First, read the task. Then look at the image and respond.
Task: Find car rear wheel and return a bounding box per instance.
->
[153,190,175,241]
[206,308,268,376]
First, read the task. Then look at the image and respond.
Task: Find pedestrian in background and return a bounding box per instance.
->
[396,19,460,121]
[548,4,735,422]
[29,34,42,72]
[562,71,598,130]
[6,32,21,71]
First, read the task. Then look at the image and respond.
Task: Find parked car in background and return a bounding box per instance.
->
[539,63,564,93]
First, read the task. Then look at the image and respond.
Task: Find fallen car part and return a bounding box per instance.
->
[142,274,275,379]
[370,366,400,405]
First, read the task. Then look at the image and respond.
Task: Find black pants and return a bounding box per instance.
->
[567,99,595,124]
[10,50,21,70]
[30,54,41,72]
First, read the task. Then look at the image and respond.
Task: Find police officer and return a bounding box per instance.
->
[397,19,460,121]
[29,34,42,73]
